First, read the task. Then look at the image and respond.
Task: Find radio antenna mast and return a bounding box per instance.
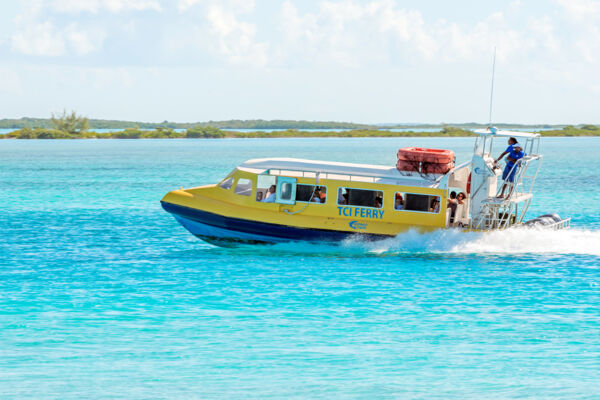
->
[488,46,497,127]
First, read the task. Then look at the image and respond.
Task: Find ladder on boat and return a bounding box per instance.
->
[472,154,542,230]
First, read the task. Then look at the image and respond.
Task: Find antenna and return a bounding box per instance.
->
[488,46,497,127]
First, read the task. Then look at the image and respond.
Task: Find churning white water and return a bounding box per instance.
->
[356,228,600,256]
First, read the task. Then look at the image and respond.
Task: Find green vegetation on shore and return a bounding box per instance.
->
[1,111,598,139]
[0,117,371,130]
[3,125,600,139]
[3,115,595,131]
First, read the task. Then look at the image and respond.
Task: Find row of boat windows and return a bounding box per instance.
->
[219,177,441,214]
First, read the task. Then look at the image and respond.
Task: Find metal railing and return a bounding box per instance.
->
[472,154,542,230]
[543,218,571,230]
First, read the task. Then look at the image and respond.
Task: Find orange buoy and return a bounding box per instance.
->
[421,162,455,175]
[397,147,455,164]
[396,159,420,172]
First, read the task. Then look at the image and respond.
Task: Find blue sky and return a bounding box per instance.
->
[0,0,598,124]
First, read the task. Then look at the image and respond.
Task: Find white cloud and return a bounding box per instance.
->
[555,0,600,21]
[555,0,600,65]
[51,0,162,13]
[178,0,254,13]
[440,12,532,62]
[12,20,67,56]
[205,3,268,66]
[177,0,201,12]
[529,15,559,54]
[278,1,566,67]
[4,0,600,123]
[171,0,267,66]
[11,1,107,56]
[65,25,106,55]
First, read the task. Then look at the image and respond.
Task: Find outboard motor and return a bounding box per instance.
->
[524,213,564,227]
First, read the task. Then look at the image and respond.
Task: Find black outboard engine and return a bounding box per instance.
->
[524,213,563,227]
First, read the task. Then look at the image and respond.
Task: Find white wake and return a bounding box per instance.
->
[353,227,600,256]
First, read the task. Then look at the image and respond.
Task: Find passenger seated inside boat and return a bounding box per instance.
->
[395,192,441,214]
[338,189,348,205]
[457,192,466,205]
[394,193,404,210]
[319,189,327,203]
[256,174,277,202]
[430,198,440,213]
[375,196,383,208]
[311,188,322,203]
[262,185,276,203]
[296,185,326,203]
[337,187,383,209]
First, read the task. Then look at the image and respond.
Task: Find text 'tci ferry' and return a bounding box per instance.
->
[161,128,570,246]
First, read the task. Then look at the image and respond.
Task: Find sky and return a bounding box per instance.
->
[0,0,599,124]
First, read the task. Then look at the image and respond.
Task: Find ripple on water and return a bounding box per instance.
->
[1,138,599,398]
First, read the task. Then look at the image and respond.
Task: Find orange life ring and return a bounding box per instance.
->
[397,147,455,164]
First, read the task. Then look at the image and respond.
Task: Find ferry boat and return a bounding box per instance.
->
[161,128,570,246]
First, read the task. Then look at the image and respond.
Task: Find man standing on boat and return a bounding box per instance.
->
[495,137,526,198]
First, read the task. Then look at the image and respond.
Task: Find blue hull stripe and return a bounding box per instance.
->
[172,215,289,244]
[161,201,389,243]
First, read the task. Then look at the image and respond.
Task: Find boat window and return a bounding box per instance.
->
[394,192,441,214]
[256,174,277,202]
[219,177,234,189]
[296,184,327,204]
[280,182,293,200]
[234,178,253,196]
[276,176,297,205]
[337,187,383,208]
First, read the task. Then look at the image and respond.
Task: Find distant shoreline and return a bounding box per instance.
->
[0,117,575,131]
[2,126,600,139]
[2,117,598,138]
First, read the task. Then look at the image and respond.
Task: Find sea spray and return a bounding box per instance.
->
[352,227,600,256]
[240,228,600,257]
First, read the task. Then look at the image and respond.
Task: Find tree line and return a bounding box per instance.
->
[1,111,598,139]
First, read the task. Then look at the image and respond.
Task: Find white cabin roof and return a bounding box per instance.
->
[474,127,541,139]
[239,158,441,188]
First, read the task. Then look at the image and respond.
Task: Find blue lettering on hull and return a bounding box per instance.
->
[349,221,368,230]
[337,206,384,219]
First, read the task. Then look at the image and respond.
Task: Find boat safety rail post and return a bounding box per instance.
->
[496,154,541,201]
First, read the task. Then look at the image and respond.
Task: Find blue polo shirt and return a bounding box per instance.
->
[506,144,526,167]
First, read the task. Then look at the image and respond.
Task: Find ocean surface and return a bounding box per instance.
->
[1,137,599,399]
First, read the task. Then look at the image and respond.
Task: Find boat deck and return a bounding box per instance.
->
[482,193,533,205]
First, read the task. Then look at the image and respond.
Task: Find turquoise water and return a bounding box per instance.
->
[1,138,599,398]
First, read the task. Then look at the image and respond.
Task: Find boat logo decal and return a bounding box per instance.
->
[349,221,368,230]
[337,206,384,219]
[474,167,485,175]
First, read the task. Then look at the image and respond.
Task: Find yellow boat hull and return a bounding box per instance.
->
[161,168,448,245]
